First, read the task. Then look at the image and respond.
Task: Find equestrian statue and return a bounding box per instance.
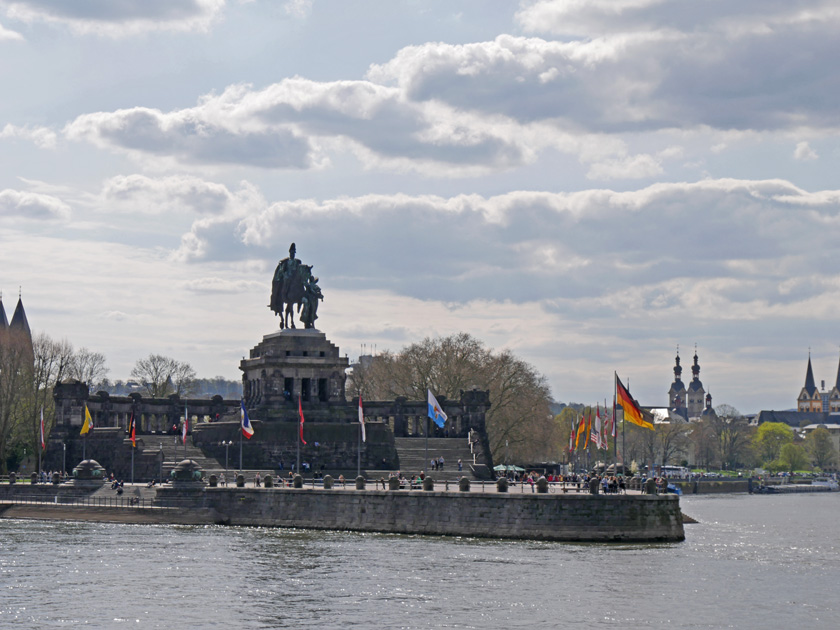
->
[269,243,323,329]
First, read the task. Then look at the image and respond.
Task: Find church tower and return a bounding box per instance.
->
[701,392,717,419]
[0,293,8,331]
[686,349,706,418]
[797,354,822,412]
[0,291,34,371]
[668,351,687,414]
[826,354,840,412]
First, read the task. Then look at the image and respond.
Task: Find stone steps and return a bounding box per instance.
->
[394,437,478,476]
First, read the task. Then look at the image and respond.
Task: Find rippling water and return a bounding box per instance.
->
[2,493,838,629]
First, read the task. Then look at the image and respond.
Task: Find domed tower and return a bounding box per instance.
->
[701,392,717,419]
[686,348,706,418]
[668,350,687,412]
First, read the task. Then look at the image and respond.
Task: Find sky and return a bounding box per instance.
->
[1,0,839,414]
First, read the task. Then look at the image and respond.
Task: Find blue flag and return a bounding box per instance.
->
[427,389,448,428]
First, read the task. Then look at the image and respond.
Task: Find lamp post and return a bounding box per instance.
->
[62,443,66,478]
[222,440,232,471]
[159,443,163,483]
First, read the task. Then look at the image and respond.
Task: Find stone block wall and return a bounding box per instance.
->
[199,488,685,542]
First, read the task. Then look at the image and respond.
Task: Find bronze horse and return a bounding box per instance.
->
[270,261,312,329]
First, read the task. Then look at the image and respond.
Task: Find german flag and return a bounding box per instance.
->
[616,373,654,430]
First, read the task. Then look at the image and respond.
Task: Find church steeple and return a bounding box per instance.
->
[692,348,701,381]
[669,347,687,414]
[10,294,31,340]
[0,291,8,330]
[804,353,817,396]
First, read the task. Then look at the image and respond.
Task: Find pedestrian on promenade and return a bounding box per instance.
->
[220,472,226,487]
[457,458,462,471]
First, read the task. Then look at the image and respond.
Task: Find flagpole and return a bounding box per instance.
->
[239,423,243,472]
[424,416,429,477]
[357,422,361,478]
[131,443,135,485]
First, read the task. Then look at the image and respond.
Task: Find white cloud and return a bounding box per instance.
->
[1,0,226,35]
[793,140,818,161]
[0,123,57,148]
[100,174,263,216]
[283,0,312,18]
[0,18,22,39]
[0,188,70,220]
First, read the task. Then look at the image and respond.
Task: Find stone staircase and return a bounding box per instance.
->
[392,437,479,478]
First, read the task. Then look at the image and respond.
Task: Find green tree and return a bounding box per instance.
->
[805,427,837,470]
[753,422,794,464]
[777,442,810,474]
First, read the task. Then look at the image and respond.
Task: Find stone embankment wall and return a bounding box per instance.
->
[198,488,684,542]
[1,483,685,542]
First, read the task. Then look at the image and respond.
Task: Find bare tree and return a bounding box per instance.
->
[0,329,30,474]
[711,405,754,470]
[69,347,109,389]
[346,333,557,462]
[131,354,197,397]
[19,334,75,466]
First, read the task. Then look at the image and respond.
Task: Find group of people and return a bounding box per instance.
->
[32,470,66,483]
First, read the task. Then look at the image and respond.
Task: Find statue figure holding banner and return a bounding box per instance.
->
[299,274,323,329]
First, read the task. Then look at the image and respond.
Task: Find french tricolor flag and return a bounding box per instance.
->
[241,400,254,439]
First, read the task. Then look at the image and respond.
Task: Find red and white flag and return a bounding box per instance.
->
[358,395,366,443]
[298,396,307,445]
[182,410,188,445]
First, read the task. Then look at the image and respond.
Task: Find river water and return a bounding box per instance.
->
[1,493,838,629]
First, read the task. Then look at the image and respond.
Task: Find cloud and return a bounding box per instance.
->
[0,188,70,220]
[168,178,840,325]
[0,19,22,39]
[62,78,661,178]
[283,0,312,18]
[181,277,262,294]
[65,105,314,168]
[364,3,840,133]
[1,0,226,35]
[793,141,818,161]
[99,174,263,216]
[0,123,57,148]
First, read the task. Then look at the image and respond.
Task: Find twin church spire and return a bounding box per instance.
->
[669,345,706,419]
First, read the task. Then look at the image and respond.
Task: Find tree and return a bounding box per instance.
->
[777,442,810,474]
[710,405,753,470]
[131,354,196,397]
[753,422,794,464]
[19,334,74,465]
[346,333,557,461]
[805,427,837,470]
[0,329,30,474]
[68,347,109,390]
[688,419,716,469]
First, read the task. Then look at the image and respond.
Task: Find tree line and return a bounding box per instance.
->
[0,331,240,474]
